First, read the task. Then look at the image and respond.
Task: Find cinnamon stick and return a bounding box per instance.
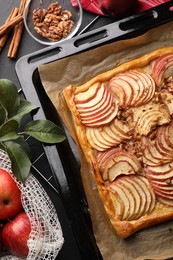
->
[8,0,27,59]
[0,7,19,51]
[0,15,23,38]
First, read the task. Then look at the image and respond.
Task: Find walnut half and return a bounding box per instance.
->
[32,2,74,42]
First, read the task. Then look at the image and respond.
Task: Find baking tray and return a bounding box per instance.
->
[15,2,173,259]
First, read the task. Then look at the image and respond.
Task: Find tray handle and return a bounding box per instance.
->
[16,1,173,72]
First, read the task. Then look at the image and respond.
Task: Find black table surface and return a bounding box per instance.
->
[0,1,117,260]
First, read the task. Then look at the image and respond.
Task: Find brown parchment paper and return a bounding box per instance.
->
[38,21,173,260]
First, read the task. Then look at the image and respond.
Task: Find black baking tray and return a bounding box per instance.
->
[15,2,173,259]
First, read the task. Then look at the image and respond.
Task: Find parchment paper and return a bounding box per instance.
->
[38,21,173,260]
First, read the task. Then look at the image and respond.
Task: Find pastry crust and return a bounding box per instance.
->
[63,46,173,238]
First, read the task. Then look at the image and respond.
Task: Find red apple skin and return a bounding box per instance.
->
[99,0,138,17]
[2,212,31,257]
[0,231,3,252]
[0,169,23,220]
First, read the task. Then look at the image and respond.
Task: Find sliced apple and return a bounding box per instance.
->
[136,109,170,136]
[107,159,137,182]
[142,148,162,166]
[135,176,155,214]
[108,183,127,219]
[165,122,173,149]
[145,163,173,181]
[158,197,173,207]
[103,124,126,144]
[117,177,140,220]
[81,94,114,122]
[130,70,155,106]
[81,98,118,127]
[86,127,111,151]
[125,175,147,218]
[78,85,109,113]
[141,136,173,167]
[151,182,173,198]
[160,92,173,115]
[108,78,126,107]
[150,53,173,86]
[114,75,134,107]
[75,82,119,127]
[109,118,132,139]
[75,82,102,105]
[123,72,143,106]
[96,148,142,181]
[86,117,132,152]
[107,175,155,221]
[108,70,155,108]
[126,100,170,136]
[147,138,173,162]
[156,125,173,156]
[145,172,173,207]
[108,76,132,108]
[151,179,173,189]
[145,162,173,174]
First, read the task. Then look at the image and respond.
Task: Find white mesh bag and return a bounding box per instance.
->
[0,149,64,260]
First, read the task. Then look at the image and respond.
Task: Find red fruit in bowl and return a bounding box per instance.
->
[2,212,31,257]
[99,0,138,17]
[0,169,23,219]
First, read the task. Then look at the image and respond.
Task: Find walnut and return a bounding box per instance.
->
[32,1,74,42]
[61,10,72,20]
[34,23,49,35]
[58,20,74,37]
[47,2,62,15]
[32,8,47,24]
[44,13,61,26]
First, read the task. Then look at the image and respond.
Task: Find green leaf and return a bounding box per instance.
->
[0,119,19,141]
[0,79,20,118]
[0,132,19,142]
[12,99,39,124]
[3,138,31,182]
[24,120,66,143]
[0,103,7,125]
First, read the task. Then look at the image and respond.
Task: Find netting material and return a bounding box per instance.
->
[0,150,64,260]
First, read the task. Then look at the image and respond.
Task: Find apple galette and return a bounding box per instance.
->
[63,47,173,238]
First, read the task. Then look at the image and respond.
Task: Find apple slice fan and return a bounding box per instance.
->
[0,149,64,260]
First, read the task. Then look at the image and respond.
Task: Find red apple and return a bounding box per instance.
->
[2,212,31,257]
[0,231,3,252]
[99,0,138,17]
[0,169,23,220]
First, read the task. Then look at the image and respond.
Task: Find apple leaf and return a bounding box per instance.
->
[0,132,19,142]
[3,138,32,182]
[0,103,7,125]
[0,119,19,131]
[12,99,39,124]
[0,79,20,118]
[24,120,66,143]
[0,119,19,141]
[0,79,66,182]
